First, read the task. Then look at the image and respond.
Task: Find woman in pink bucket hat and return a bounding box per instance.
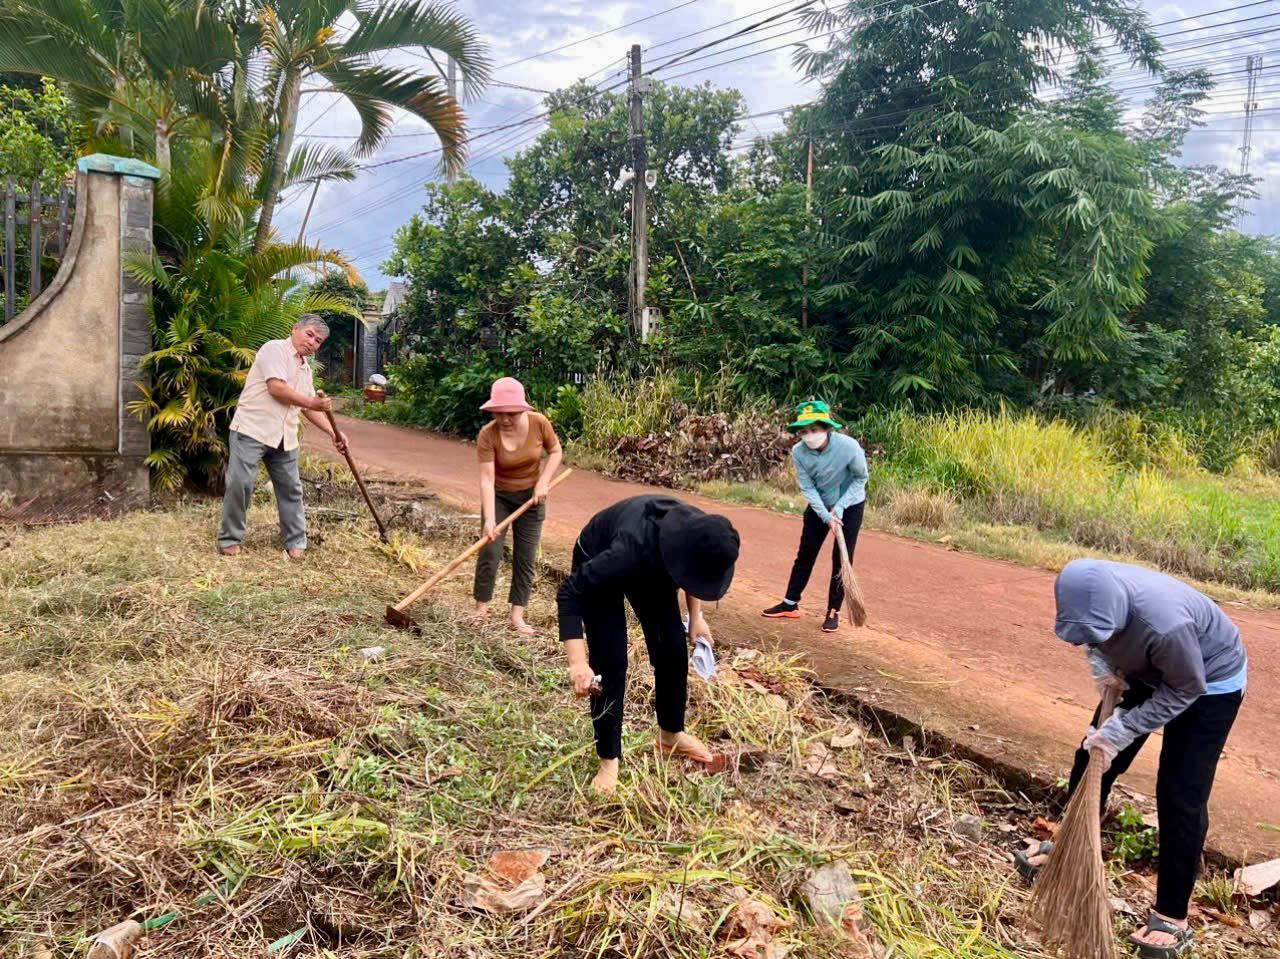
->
[472,377,563,634]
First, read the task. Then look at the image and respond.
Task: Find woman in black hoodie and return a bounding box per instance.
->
[556,495,740,794]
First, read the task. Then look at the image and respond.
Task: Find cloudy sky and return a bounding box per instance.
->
[275,0,1280,291]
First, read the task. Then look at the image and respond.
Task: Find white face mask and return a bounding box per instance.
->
[801,431,828,450]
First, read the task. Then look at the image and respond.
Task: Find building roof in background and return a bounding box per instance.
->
[382,281,409,317]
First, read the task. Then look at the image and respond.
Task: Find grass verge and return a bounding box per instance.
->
[2,467,1274,957]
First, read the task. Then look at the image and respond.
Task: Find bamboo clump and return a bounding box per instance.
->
[1028,688,1121,959]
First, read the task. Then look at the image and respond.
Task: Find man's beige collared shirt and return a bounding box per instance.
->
[229,338,315,451]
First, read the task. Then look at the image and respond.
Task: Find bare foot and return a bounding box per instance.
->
[285,548,305,560]
[591,759,620,795]
[467,602,490,625]
[656,730,714,764]
[217,545,241,556]
[508,616,535,636]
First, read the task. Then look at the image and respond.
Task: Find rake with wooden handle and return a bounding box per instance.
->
[385,468,573,632]
[833,524,867,627]
[1028,685,1122,959]
[317,391,388,542]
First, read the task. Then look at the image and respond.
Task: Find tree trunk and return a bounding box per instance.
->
[154,120,171,175]
[254,68,301,253]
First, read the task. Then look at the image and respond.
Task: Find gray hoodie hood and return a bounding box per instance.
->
[1054,560,1131,646]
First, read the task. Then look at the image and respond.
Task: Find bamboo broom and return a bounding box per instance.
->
[833,525,867,627]
[1028,686,1122,959]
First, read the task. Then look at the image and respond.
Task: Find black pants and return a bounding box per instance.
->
[1067,683,1243,920]
[572,544,688,760]
[473,487,545,606]
[783,502,865,610]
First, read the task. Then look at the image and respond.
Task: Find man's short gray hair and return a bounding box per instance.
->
[295,313,330,336]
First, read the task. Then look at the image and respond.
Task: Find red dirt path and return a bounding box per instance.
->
[305,417,1280,863]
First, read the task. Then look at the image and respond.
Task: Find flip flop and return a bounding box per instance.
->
[1014,840,1053,883]
[655,738,716,766]
[1129,913,1194,958]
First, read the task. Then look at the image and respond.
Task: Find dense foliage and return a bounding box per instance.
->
[0,0,487,488]
[382,0,1280,472]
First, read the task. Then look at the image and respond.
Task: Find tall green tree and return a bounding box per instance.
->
[796,0,1165,402]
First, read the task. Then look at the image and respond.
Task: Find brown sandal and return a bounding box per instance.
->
[655,736,716,766]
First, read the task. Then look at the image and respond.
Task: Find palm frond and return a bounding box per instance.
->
[319,60,462,164]
[284,142,357,188]
[340,0,491,90]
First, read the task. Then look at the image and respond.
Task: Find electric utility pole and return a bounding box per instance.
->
[1238,53,1262,228]
[629,44,650,339]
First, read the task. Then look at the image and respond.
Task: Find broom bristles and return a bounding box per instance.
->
[1028,691,1121,959]
[834,526,867,627]
[840,565,867,627]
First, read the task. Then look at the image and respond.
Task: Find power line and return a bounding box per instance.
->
[492,0,709,72]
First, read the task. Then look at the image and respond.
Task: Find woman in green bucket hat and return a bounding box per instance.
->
[762,401,868,632]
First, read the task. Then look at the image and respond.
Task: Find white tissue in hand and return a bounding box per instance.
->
[692,637,717,680]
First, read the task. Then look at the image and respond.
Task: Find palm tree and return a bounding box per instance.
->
[251,0,490,250]
[130,137,360,490]
[0,0,236,172]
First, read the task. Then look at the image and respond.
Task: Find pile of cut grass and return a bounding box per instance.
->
[1,471,1272,958]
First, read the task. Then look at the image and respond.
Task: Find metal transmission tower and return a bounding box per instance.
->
[1238,53,1263,228]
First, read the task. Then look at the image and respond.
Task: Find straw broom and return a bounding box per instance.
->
[1028,687,1121,959]
[832,525,867,627]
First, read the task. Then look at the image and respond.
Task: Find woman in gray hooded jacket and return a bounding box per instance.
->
[1021,559,1247,958]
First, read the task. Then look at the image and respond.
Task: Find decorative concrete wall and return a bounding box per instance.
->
[0,154,161,518]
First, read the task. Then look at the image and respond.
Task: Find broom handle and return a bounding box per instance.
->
[392,468,573,613]
[834,523,852,567]
[1088,685,1123,763]
[317,392,388,542]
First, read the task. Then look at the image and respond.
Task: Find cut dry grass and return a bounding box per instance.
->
[0,472,1272,958]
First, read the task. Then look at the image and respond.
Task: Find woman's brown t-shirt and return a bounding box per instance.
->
[476,412,562,491]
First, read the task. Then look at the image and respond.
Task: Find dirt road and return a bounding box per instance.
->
[306,417,1280,862]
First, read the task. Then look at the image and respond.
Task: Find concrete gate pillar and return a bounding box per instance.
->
[0,154,162,519]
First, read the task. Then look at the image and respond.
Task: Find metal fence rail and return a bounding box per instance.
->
[2,177,75,323]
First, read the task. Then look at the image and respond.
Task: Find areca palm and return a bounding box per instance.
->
[131,137,360,490]
[0,0,236,171]
[251,0,490,250]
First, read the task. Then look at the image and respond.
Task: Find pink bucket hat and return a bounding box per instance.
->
[480,377,534,413]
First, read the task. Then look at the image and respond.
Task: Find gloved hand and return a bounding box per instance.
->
[1086,647,1128,698]
[1082,708,1131,770]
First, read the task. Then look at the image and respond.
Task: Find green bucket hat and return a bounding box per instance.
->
[787,400,842,432]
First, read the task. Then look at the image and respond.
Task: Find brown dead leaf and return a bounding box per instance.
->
[488,848,550,884]
[721,898,791,959]
[1235,857,1280,896]
[830,729,863,749]
[460,872,546,914]
[460,848,552,914]
[840,900,884,958]
[1031,816,1059,840]
[803,741,843,781]
[87,922,143,959]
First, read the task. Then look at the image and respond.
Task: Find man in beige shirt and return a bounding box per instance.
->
[217,314,348,558]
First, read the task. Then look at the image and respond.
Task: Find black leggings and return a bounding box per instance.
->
[783,502,864,610]
[572,545,688,759]
[1067,683,1243,920]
